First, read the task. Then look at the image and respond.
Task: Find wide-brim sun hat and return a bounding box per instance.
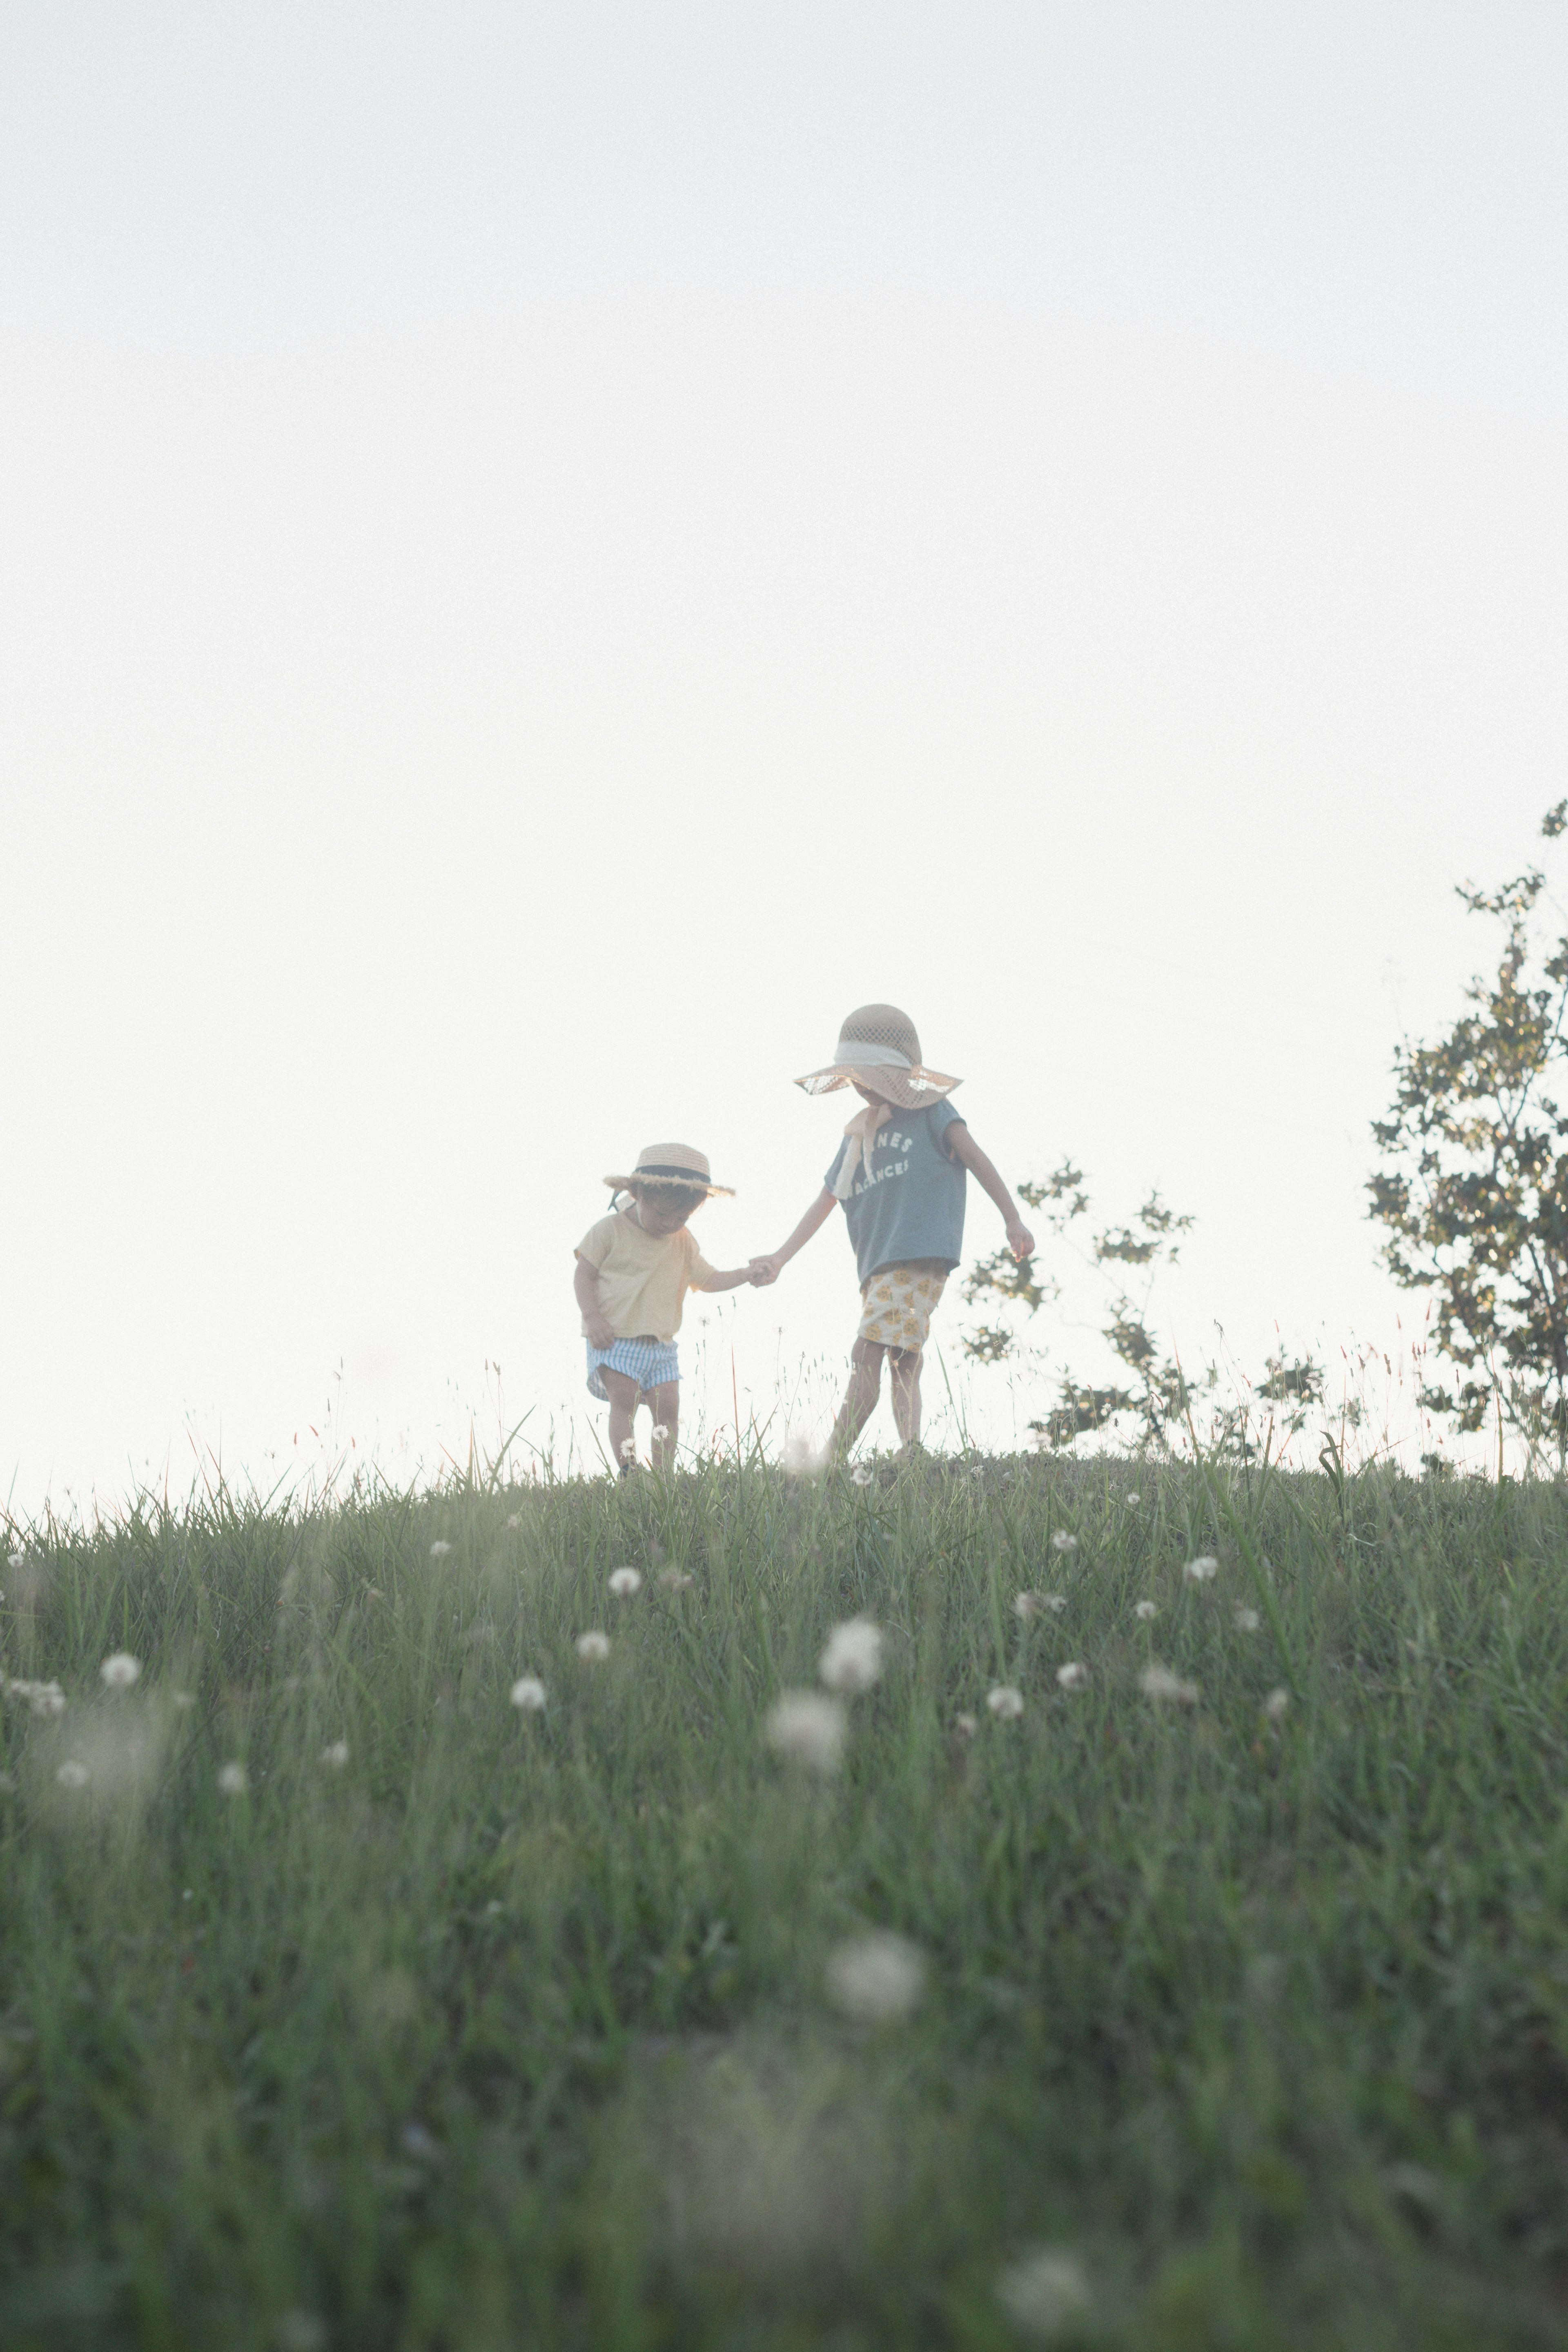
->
[795,1004,960,1111]
[603,1142,735,1197]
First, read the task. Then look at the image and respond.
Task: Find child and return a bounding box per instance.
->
[750,1005,1035,1457]
[575,1143,756,1474]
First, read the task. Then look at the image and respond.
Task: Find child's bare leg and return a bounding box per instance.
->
[888,1347,923,1449]
[831,1338,884,1456]
[648,1381,679,1475]
[601,1368,641,1471]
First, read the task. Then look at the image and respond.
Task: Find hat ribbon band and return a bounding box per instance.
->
[635,1162,712,1183]
[829,1039,913,1069]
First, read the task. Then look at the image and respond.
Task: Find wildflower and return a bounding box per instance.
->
[576,1630,611,1664]
[1046,1593,1068,1614]
[608,1567,642,1598]
[1014,1592,1044,1621]
[5,1678,67,1718]
[764,1690,846,1773]
[1183,1554,1218,1582]
[510,1677,547,1711]
[971,1466,985,1480]
[99,1652,141,1690]
[429,1541,453,1558]
[651,1423,670,1442]
[987,1685,1025,1720]
[826,1930,924,2025]
[1050,1530,1078,1553]
[818,1618,882,1695]
[6,1548,23,1569]
[996,2247,1091,2336]
[1134,1599,1158,1621]
[319,1740,350,1768]
[55,1758,90,1788]
[657,1566,695,1592]
[620,1438,636,1461]
[851,1464,873,1487]
[217,1762,248,1795]
[954,1712,978,1739]
[505,1513,522,1529]
[1140,1663,1200,1706]
[1126,1492,1141,1508]
[1234,1606,1260,1632]
[1264,1686,1290,1722]
[1055,1662,1089,1691]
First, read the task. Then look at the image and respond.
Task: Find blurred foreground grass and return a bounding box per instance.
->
[3,1450,1568,2350]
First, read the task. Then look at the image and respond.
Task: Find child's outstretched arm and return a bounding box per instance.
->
[574,1254,617,1349]
[945,1127,1035,1261]
[698,1265,756,1293]
[749,1186,837,1286]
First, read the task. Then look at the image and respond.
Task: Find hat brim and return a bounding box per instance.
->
[794,1062,961,1104]
[604,1171,735,1198]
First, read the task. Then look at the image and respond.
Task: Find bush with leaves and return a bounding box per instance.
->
[1369,800,1568,1460]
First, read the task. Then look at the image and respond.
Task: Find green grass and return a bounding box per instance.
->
[3,1449,1568,2350]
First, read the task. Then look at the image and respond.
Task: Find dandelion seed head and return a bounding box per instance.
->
[576,1630,611,1664]
[651,1423,670,1441]
[658,1566,695,1592]
[1134,1600,1158,1621]
[1050,1530,1078,1553]
[971,1466,985,1480]
[6,1548,23,1570]
[954,1712,978,1738]
[1126,1492,1141,1508]
[1235,1606,1261,1632]
[764,1690,846,1773]
[505,1512,523,1529]
[1183,1554,1218,1582]
[55,1758,90,1788]
[818,1617,882,1695]
[1013,1591,1044,1620]
[510,1676,547,1711]
[217,1762,248,1795]
[1046,1593,1068,1614]
[429,1541,453,1558]
[319,1740,350,1768]
[996,2247,1092,2338]
[608,1567,643,1598]
[1055,1662,1089,1691]
[851,1464,873,1486]
[826,1930,924,2025]
[1140,1664,1200,1707]
[620,1438,637,1460]
[99,1652,141,1690]
[1264,1686,1290,1722]
[987,1684,1025,1720]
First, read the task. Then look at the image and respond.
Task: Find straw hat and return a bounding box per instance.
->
[795,1004,960,1111]
[603,1142,735,1197]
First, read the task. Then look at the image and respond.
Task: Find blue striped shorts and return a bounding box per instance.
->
[586,1335,680,1401]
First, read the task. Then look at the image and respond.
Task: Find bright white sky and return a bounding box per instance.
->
[4,2,1566,1519]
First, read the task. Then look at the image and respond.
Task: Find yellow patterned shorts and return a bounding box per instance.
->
[857,1264,949,1354]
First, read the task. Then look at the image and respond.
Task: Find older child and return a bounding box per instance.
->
[575,1143,755,1474]
[750,1005,1034,1457]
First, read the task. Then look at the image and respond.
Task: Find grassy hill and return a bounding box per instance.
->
[2,1450,1567,2349]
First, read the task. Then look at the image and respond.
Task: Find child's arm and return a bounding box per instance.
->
[695,1265,755,1294]
[945,1127,1035,1261]
[749,1187,837,1286]
[573,1254,617,1349]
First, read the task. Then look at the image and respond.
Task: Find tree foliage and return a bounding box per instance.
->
[1369,801,1568,1452]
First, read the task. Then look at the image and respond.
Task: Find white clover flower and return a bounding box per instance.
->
[651,1423,670,1442]
[217,1762,248,1795]
[1013,1592,1044,1621]
[996,2247,1091,2336]
[576,1630,611,1664]
[826,1930,925,2025]
[1140,1664,1200,1707]
[954,1712,978,1739]
[608,1567,642,1599]
[851,1464,874,1487]
[510,1676,547,1711]
[429,1541,453,1559]
[56,1758,90,1788]
[987,1685,1025,1720]
[99,1652,141,1690]
[1050,1530,1078,1553]
[1055,1662,1089,1691]
[657,1566,695,1592]
[1234,1606,1261,1633]
[1046,1593,1068,1615]
[1125,1492,1141,1508]
[818,1617,883,1695]
[1264,1686,1290,1722]
[1183,1555,1218,1582]
[764,1690,846,1773]
[319,1740,350,1768]
[1134,1600,1158,1621]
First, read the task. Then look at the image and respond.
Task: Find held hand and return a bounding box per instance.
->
[749,1254,784,1287]
[586,1311,617,1349]
[1005,1220,1036,1263]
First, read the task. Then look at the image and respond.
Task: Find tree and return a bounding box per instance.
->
[963,1163,1323,1457]
[1369,801,1568,1458]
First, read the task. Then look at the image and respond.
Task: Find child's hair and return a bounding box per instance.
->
[631,1180,708,1221]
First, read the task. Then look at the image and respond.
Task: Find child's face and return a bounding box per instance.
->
[852,1082,892,1107]
[633,1185,700,1236]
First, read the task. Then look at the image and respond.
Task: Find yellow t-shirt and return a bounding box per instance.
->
[575,1210,719,1342]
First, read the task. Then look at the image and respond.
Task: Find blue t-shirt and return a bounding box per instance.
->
[824,1100,968,1285]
